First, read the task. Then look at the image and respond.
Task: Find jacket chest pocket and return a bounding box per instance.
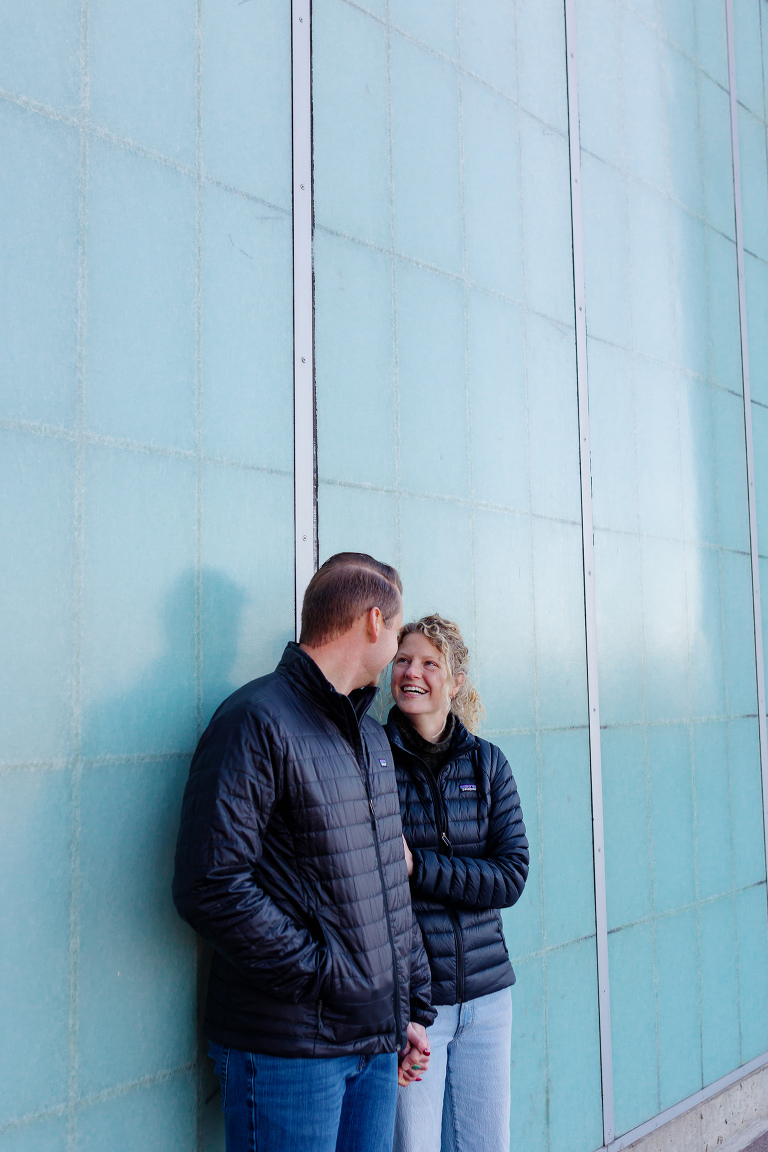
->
[444,776,490,847]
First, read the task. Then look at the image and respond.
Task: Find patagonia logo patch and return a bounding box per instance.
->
[379,758,387,766]
[460,784,477,792]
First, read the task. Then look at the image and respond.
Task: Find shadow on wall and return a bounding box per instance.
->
[84,567,250,757]
[202,568,249,712]
[76,568,255,1144]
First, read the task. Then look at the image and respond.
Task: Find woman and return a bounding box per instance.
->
[388,615,529,1152]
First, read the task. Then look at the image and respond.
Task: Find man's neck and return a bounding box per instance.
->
[299,642,372,697]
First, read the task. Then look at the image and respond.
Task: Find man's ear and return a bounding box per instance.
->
[366,606,384,641]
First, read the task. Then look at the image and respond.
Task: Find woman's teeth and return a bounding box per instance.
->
[402,686,427,694]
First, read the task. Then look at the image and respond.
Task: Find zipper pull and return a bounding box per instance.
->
[441,831,452,856]
[369,797,375,819]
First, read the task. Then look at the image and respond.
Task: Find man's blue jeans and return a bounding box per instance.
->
[208,1042,398,1152]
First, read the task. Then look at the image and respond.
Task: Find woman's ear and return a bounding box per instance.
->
[450,672,466,698]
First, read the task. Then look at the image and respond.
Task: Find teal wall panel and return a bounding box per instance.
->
[0,0,80,117]
[0,769,72,1124]
[313,5,602,1152]
[746,252,768,405]
[76,759,196,1096]
[0,103,79,429]
[0,1116,69,1152]
[88,0,197,166]
[737,885,768,1061]
[578,0,768,1139]
[200,186,293,472]
[312,0,390,249]
[741,0,768,1083]
[200,0,291,209]
[0,1,294,1147]
[0,432,77,764]
[655,909,701,1110]
[84,142,197,450]
[3,0,768,1149]
[79,447,198,759]
[744,1,768,763]
[74,1071,197,1152]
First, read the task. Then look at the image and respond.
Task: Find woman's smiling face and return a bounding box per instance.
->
[391,631,453,724]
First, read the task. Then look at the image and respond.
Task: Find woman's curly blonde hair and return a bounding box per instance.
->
[396,613,485,733]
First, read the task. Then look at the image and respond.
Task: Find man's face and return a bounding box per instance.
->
[379,605,403,671]
[364,604,402,684]
[353,602,403,689]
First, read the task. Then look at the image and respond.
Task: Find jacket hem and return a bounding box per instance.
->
[430,966,515,1008]
[203,1022,399,1059]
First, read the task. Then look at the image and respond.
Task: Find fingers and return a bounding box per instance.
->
[401,1047,429,1075]
[399,1022,431,1085]
[398,1061,421,1085]
[398,1043,423,1084]
[406,1022,431,1057]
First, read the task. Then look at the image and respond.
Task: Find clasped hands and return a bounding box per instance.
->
[399,1021,430,1086]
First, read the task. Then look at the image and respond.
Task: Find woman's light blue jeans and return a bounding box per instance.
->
[208,1042,398,1152]
[393,988,513,1152]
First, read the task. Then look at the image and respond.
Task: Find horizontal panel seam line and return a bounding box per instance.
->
[0,1062,197,1134]
[0,420,293,475]
[313,223,575,319]
[0,89,291,215]
[606,878,768,935]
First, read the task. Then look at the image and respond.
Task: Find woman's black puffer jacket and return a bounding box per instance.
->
[386,709,529,1006]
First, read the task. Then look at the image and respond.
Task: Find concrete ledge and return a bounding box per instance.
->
[619,1064,768,1152]
[721,1117,768,1152]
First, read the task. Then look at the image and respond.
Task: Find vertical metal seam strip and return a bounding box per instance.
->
[292,0,317,640]
[562,1,615,1145]
[725,0,768,914]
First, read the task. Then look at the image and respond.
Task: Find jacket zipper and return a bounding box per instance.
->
[353,721,404,1050]
[421,763,452,856]
[449,910,465,1003]
[408,752,463,998]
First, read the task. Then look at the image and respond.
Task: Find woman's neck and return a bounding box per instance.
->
[405,709,451,743]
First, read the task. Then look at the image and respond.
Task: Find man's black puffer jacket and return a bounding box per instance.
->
[386,709,529,1006]
[173,644,435,1057]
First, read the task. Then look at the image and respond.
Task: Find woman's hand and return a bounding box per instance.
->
[402,834,414,878]
[398,1021,430,1086]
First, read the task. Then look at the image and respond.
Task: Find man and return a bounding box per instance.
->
[173,553,434,1152]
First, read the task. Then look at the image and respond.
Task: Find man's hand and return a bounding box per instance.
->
[398,1021,430,1086]
[402,834,414,878]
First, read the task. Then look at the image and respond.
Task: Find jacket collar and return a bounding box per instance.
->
[277,642,379,727]
[385,706,478,760]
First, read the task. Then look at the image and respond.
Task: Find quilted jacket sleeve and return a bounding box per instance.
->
[172,709,328,1003]
[407,908,437,1027]
[409,746,529,911]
